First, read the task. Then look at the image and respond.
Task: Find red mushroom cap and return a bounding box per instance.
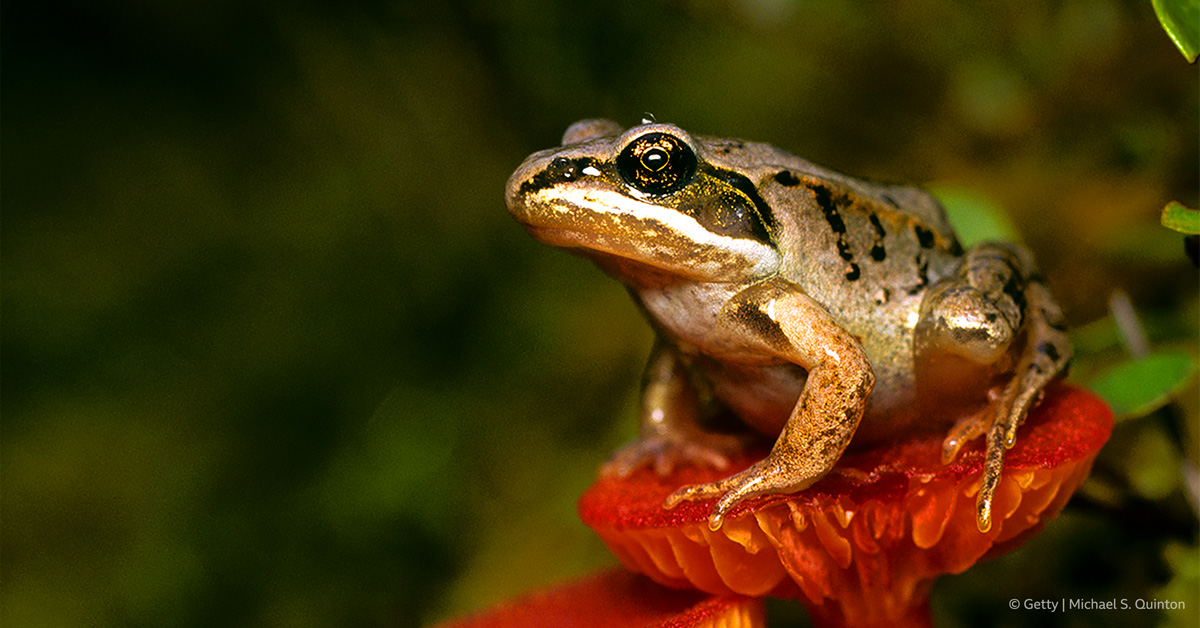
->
[433,568,764,628]
[579,382,1112,627]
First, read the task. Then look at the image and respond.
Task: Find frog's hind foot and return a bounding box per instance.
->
[940,401,1008,532]
[997,279,1071,446]
[600,432,758,479]
[927,243,1072,533]
[974,280,1070,530]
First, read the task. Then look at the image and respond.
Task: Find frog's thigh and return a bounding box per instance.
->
[914,243,1028,365]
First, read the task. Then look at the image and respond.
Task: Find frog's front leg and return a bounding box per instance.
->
[916,242,1071,532]
[602,339,758,478]
[663,278,875,531]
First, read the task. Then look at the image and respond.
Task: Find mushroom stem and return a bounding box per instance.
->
[807,598,932,628]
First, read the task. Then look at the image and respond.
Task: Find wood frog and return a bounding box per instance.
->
[505,119,1071,533]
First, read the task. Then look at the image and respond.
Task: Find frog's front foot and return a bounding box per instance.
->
[663,452,825,531]
[600,433,756,479]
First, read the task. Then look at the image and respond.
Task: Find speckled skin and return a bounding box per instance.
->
[505,120,1071,532]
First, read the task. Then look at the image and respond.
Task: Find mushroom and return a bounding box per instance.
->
[434,568,764,628]
[578,383,1112,627]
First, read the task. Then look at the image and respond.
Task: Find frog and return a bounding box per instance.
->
[504,119,1071,533]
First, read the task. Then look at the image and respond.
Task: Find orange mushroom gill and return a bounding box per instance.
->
[578,382,1113,628]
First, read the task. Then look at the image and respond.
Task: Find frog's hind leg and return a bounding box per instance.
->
[920,243,1071,532]
[603,338,760,479]
[977,279,1071,530]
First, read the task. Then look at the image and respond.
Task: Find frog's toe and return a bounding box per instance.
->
[647,441,734,476]
[941,406,992,464]
[599,440,661,478]
[663,478,735,510]
[601,437,734,479]
[974,421,1011,533]
[666,457,826,530]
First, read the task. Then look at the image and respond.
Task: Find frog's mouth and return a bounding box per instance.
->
[520,223,722,284]
[523,226,706,288]
[513,189,781,284]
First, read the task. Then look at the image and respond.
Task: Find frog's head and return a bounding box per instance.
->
[506,119,781,286]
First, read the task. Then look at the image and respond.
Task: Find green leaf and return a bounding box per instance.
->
[1086,349,1198,421]
[1161,201,1200,234]
[1153,0,1200,63]
[1125,423,1181,499]
[929,185,1022,246]
[1156,542,1200,628]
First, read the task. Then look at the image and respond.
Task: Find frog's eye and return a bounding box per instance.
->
[617,132,697,195]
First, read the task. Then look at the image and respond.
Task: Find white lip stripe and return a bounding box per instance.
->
[534,188,780,275]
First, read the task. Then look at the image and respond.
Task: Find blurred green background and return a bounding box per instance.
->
[3,1,1197,627]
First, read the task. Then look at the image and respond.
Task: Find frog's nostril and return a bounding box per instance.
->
[546,157,581,185]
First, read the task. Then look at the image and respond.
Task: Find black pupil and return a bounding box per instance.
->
[642,148,668,171]
[617,132,696,195]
